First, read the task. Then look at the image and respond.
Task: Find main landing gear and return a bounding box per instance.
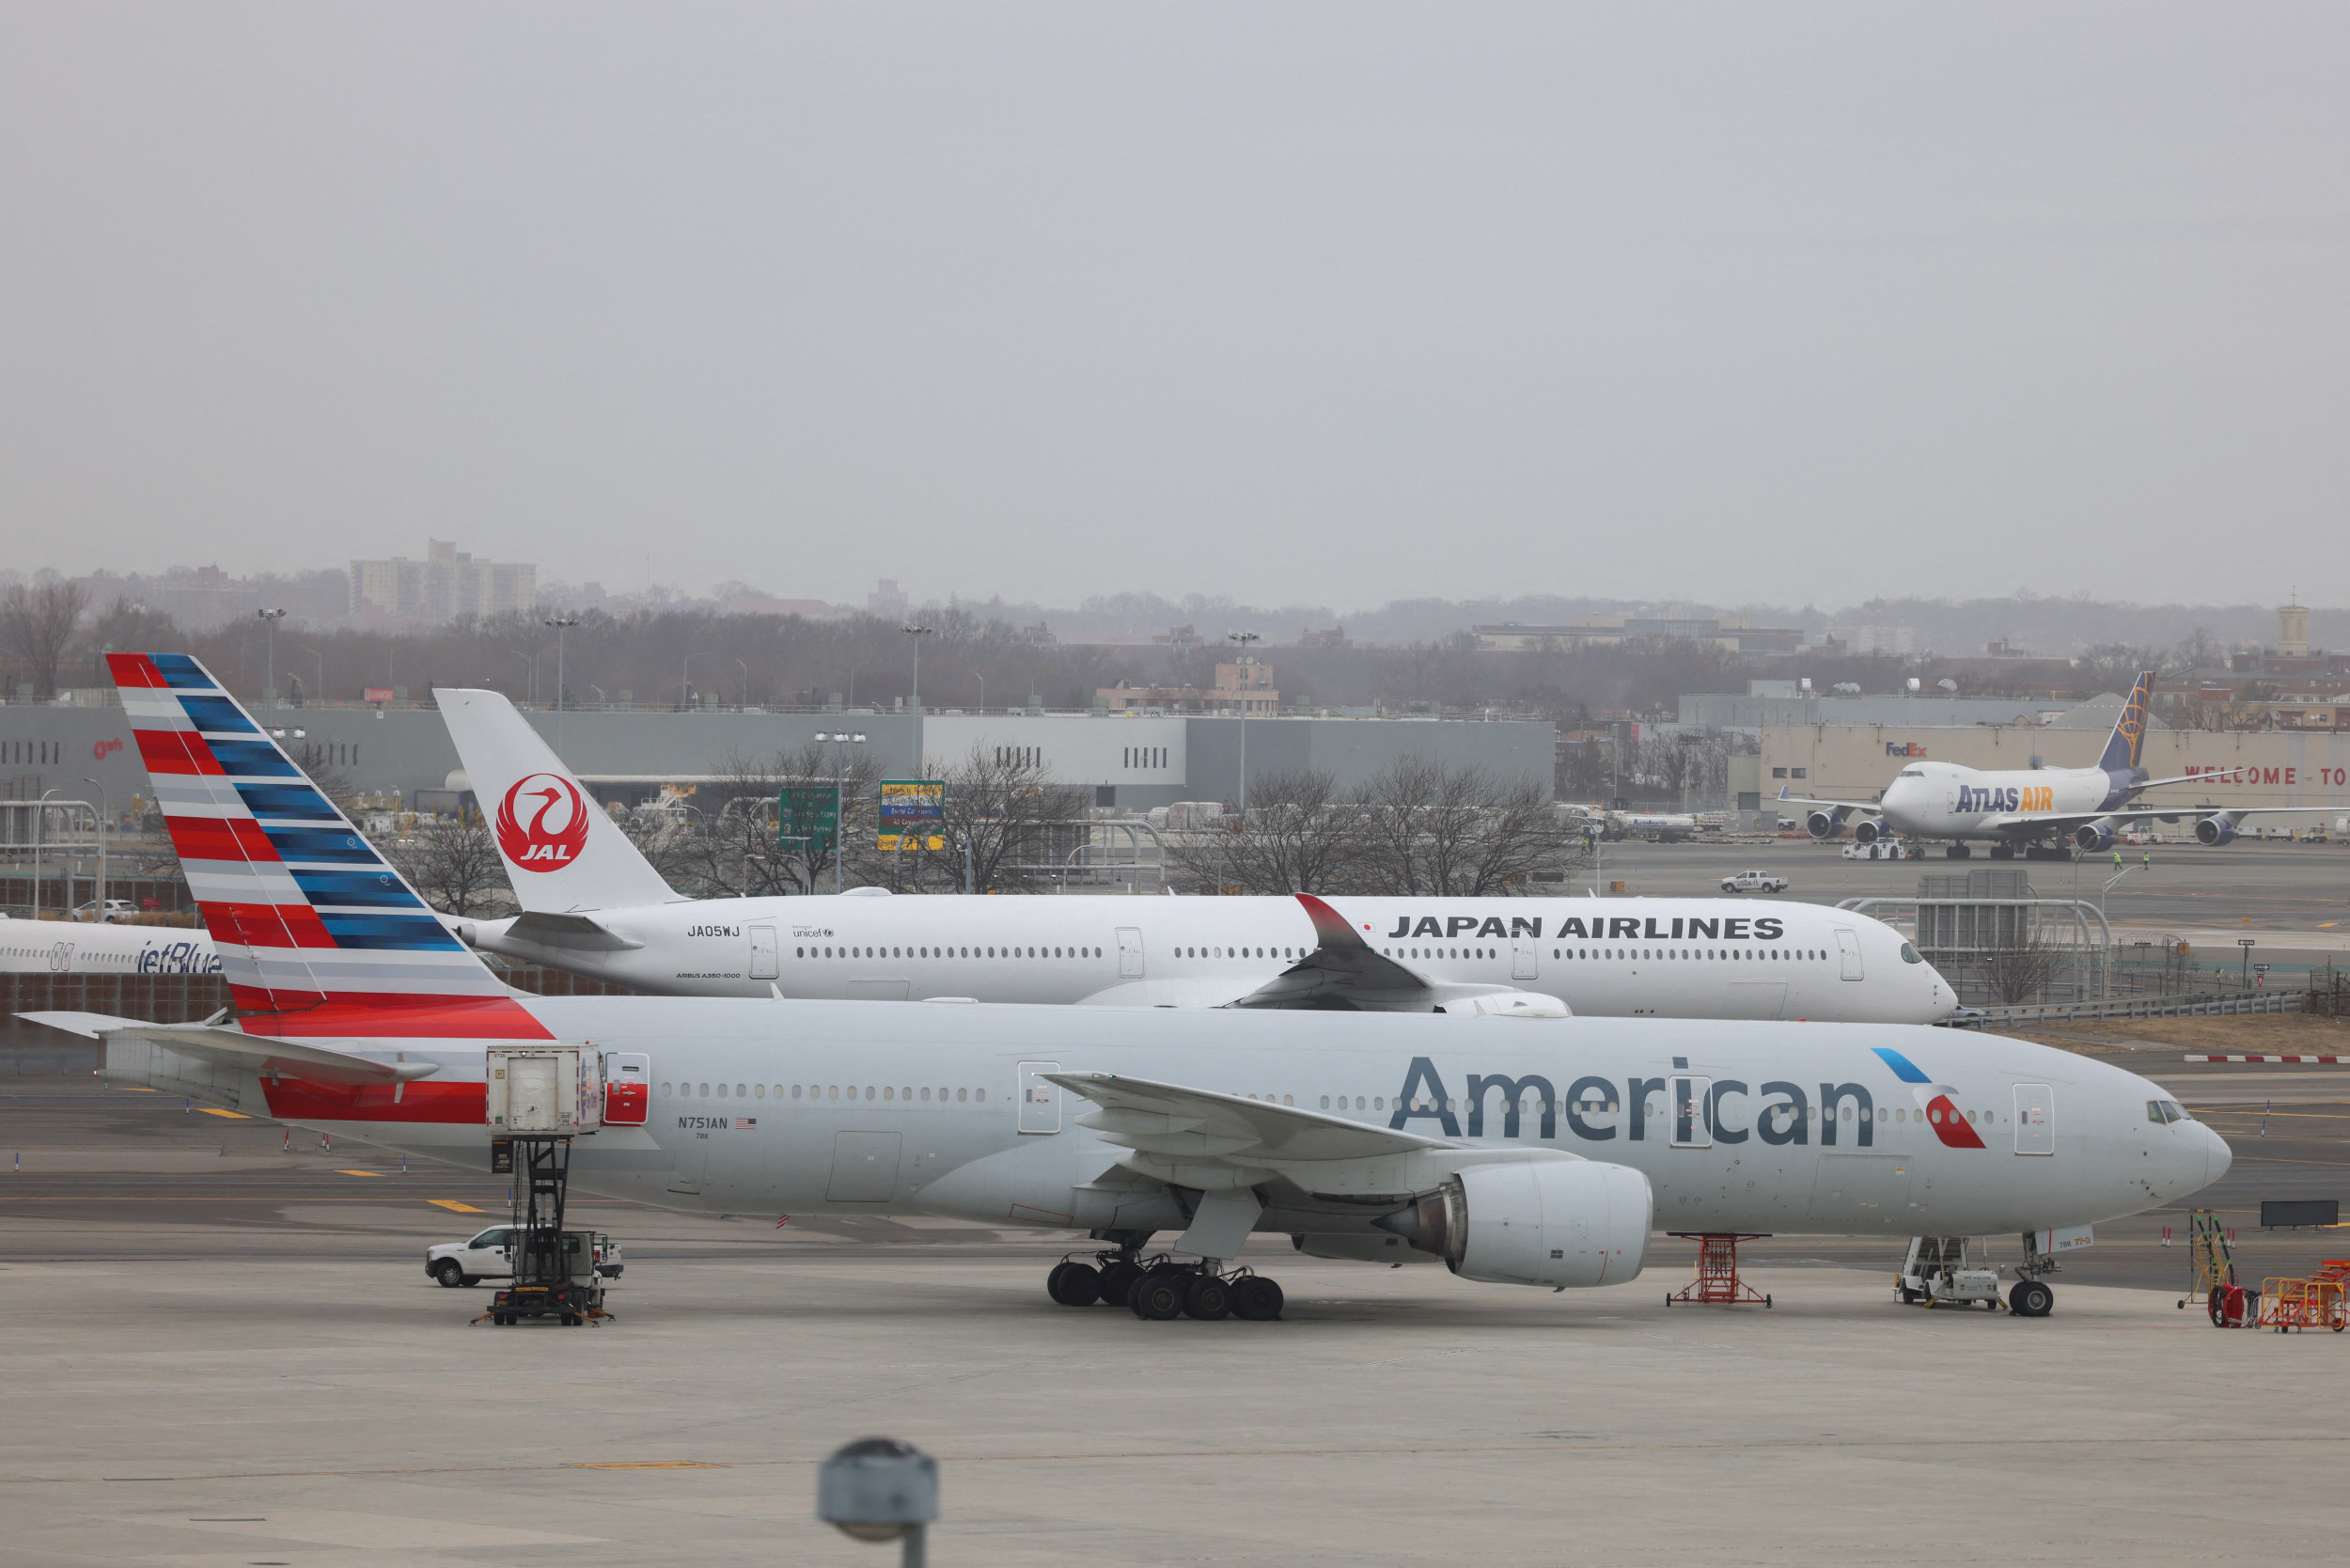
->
[1046,1252,1284,1322]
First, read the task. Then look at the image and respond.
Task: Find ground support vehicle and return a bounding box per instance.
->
[1896,1236,2003,1309]
[1718,870,1789,894]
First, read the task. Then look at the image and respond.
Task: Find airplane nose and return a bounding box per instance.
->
[2201,1123,2232,1186]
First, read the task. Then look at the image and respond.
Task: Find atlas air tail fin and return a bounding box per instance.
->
[2095,669,2154,774]
[434,689,681,914]
[107,653,547,1040]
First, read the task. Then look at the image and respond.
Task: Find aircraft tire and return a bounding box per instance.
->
[1230,1276,1285,1322]
[1183,1274,1234,1321]
[2010,1280,2054,1318]
[1048,1262,1102,1308]
[1096,1260,1143,1309]
[1130,1267,1190,1321]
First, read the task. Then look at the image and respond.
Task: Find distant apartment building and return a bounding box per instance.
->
[1098,661,1279,715]
[1472,614,1805,657]
[350,539,536,625]
[1821,622,1917,656]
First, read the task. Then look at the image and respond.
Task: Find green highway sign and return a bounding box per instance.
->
[779,785,839,856]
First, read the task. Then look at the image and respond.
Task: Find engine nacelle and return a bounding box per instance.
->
[1375,1159,1652,1289]
[2073,822,2116,852]
[1806,808,1847,840]
[2196,815,2237,846]
[1290,1233,1435,1265]
[1853,819,1888,845]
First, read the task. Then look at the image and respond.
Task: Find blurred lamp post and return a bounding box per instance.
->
[816,730,868,894]
[902,624,934,713]
[818,1437,937,1568]
[256,607,287,710]
[544,614,579,745]
[1226,629,1261,814]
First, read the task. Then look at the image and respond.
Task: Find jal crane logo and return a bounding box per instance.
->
[495,773,590,871]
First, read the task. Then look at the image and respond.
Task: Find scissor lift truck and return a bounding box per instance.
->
[1897,1236,2004,1309]
[479,1045,612,1327]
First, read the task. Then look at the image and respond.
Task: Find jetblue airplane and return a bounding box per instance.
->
[436,687,1952,1022]
[0,914,218,978]
[19,653,2228,1322]
[1780,670,2324,858]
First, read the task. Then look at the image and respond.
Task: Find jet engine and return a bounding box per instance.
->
[2196,815,2237,846]
[1373,1160,1652,1289]
[1853,819,1888,845]
[1806,808,1849,840]
[2073,822,2117,852]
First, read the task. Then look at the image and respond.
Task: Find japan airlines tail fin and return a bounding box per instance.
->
[2095,670,2154,774]
[435,688,682,915]
[106,653,547,1040]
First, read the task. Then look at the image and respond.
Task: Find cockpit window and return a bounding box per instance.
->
[1899,768,1925,778]
[2146,1100,2193,1124]
[1898,942,1923,964]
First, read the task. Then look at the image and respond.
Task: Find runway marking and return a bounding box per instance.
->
[198,1108,249,1119]
[334,1169,385,1178]
[12,1435,2350,1488]
[429,1200,486,1213]
[116,1087,157,1093]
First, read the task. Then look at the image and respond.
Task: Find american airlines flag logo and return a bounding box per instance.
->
[732,1117,759,1131]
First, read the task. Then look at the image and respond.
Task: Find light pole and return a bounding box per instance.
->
[816,729,867,894]
[733,657,748,711]
[257,607,287,710]
[682,652,704,711]
[976,673,985,713]
[81,777,108,917]
[901,624,933,713]
[1226,630,1261,815]
[544,614,578,747]
[32,788,58,919]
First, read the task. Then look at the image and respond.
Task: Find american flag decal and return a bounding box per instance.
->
[733,1117,759,1130]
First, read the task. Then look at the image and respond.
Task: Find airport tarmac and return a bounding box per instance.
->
[4,1026,2348,1567]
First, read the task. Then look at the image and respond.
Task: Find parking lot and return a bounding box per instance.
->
[4,1018,2346,1568]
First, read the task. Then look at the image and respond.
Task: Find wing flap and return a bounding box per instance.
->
[1046,1072,1453,1162]
[19,1011,441,1086]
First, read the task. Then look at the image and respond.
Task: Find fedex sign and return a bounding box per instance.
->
[1884,742,1927,758]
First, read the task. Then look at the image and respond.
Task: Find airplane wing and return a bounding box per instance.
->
[1214,894,1569,1014]
[18,1012,441,1086]
[507,911,646,951]
[1976,804,2321,837]
[1047,1071,1458,1161]
[1775,786,1880,812]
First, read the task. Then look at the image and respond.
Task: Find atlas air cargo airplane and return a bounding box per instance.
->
[19,652,2228,1321]
[435,688,1953,1023]
[1779,670,2328,858]
[0,914,219,978]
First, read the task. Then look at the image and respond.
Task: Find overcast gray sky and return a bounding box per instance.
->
[3,4,2343,611]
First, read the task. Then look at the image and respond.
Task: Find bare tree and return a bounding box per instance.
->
[3,580,88,698]
[927,745,1091,893]
[1359,759,1586,896]
[385,817,508,917]
[290,741,359,816]
[1168,767,1367,895]
[1981,931,2060,1005]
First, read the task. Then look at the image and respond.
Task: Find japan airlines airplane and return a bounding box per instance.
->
[435,688,1952,1022]
[1779,671,2324,858]
[0,914,218,978]
[21,652,2228,1322]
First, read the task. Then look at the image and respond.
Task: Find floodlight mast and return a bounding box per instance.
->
[1226,629,1261,815]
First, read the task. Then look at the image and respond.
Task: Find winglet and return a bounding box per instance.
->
[1294,893,1370,950]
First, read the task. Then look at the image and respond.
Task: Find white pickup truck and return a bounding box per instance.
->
[1718,870,1789,894]
[427,1226,622,1287]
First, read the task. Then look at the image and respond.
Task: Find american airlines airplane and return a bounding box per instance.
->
[1780,671,2324,858]
[437,688,1954,1022]
[21,653,2229,1322]
[0,914,219,978]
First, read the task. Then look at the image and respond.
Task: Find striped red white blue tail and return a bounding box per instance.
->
[109,652,547,1040]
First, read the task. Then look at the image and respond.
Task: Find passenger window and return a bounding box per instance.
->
[660,1081,672,1096]
[697,1082,710,1096]
[756,1084,766,1098]
[975,1089,986,1102]
[956,1088,967,1102]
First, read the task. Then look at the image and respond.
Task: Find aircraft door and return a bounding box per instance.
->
[1669,1075,1713,1148]
[824,1132,902,1201]
[2013,1084,2055,1154]
[1512,939,1539,980]
[1018,1061,1063,1134]
[666,1128,710,1196]
[603,1052,650,1125]
[749,924,779,980]
[1834,927,1864,980]
[1117,927,1144,979]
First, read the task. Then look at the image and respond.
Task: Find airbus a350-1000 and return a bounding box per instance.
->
[19,652,2226,1322]
[1780,670,2328,859]
[435,687,1953,1022]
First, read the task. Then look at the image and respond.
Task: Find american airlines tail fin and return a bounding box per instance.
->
[2095,670,2154,774]
[434,689,682,915]
[106,653,546,1039]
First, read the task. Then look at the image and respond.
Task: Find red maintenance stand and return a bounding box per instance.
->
[1665,1232,1772,1308]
